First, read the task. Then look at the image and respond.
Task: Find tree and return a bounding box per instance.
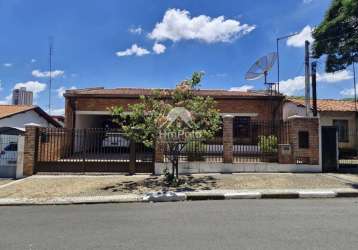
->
[312,0,358,72]
[110,72,221,183]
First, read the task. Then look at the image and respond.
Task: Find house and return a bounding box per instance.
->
[51,115,65,127]
[20,88,323,175]
[283,98,357,149]
[64,87,285,130]
[0,105,62,130]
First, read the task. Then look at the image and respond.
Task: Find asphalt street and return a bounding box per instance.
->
[1,199,358,250]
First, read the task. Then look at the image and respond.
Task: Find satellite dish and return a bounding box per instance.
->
[245,52,277,86]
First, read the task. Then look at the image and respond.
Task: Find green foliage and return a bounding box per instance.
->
[258,135,278,153]
[110,72,222,183]
[110,72,221,148]
[312,0,358,72]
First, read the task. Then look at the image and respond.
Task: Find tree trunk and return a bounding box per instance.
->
[175,158,179,179]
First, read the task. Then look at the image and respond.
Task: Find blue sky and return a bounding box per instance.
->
[0,0,355,115]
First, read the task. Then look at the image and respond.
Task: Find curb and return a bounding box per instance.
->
[1,190,358,206]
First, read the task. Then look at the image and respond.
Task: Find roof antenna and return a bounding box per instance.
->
[245,52,278,95]
[48,36,54,115]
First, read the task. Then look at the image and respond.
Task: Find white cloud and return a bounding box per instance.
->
[56,86,76,98]
[340,88,356,97]
[3,63,12,67]
[129,26,143,35]
[279,75,306,96]
[31,59,36,63]
[13,81,46,97]
[286,25,314,48]
[152,42,166,54]
[116,44,150,57]
[303,0,313,3]
[32,69,64,78]
[229,85,254,92]
[280,70,352,95]
[148,8,256,43]
[317,70,352,82]
[0,94,12,104]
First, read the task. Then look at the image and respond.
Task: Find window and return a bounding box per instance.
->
[4,143,17,151]
[298,131,309,148]
[333,120,349,142]
[233,117,251,137]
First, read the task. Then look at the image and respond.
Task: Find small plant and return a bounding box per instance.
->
[163,167,180,186]
[258,135,278,153]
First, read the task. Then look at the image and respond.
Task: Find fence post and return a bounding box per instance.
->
[223,115,233,163]
[129,140,136,174]
[23,126,39,176]
[15,135,25,179]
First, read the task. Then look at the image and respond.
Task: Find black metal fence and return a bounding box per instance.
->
[160,120,289,164]
[233,120,289,163]
[338,127,358,168]
[162,137,224,163]
[36,128,154,173]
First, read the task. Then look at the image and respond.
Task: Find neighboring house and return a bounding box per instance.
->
[51,115,65,127]
[64,87,285,130]
[283,98,357,149]
[0,105,62,130]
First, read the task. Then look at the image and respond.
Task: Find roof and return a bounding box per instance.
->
[0,105,62,127]
[64,87,284,99]
[287,98,357,112]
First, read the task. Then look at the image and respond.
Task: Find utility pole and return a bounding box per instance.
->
[311,61,317,117]
[48,37,53,115]
[304,40,311,116]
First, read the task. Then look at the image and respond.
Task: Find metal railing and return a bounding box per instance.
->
[36,128,154,173]
[233,120,289,163]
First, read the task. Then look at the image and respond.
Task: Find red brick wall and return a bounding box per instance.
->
[65,96,283,128]
[287,117,319,165]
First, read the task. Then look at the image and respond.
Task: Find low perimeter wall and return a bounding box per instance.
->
[155,162,322,175]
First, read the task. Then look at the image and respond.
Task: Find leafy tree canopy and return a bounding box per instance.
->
[312,0,358,72]
[110,72,222,181]
[110,72,221,148]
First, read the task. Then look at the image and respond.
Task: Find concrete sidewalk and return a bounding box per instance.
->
[0,188,358,205]
[0,173,357,205]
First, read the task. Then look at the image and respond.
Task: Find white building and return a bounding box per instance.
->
[0,105,61,130]
[12,87,33,105]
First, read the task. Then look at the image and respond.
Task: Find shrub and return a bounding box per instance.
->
[258,135,278,153]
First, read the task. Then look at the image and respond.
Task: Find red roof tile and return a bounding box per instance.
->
[64,87,282,98]
[288,98,357,112]
[0,105,36,119]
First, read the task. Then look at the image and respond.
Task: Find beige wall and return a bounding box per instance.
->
[283,102,306,120]
[320,111,357,148]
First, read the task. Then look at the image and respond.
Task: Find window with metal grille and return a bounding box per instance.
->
[298,131,309,148]
[333,119,349,143]
[233,117,251,137]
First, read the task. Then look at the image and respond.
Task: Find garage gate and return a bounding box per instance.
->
[35,128,154,173]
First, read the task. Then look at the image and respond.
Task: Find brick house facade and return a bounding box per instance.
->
[21,87,323,176]
[64,88,285,129]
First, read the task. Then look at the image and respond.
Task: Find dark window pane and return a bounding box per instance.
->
[333,120,348,142]
[4,143,17,151]
[298,131,309,148]
[233,117,251,137]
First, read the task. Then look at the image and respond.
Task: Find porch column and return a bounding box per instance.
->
[23,125,39,176]
[223,115,233,163]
